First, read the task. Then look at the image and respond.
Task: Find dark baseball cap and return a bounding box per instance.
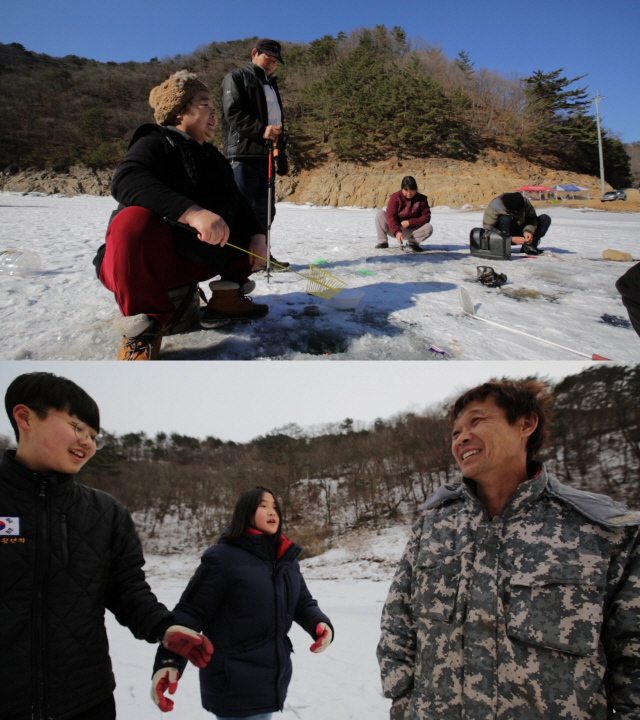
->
[254,38,284,64]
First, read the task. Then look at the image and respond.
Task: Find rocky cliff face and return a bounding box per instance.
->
[1,149,607,207]
[278,150,607,207]
[1,165,112,196]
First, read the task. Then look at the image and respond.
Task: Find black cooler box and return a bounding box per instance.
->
[469,228,511,261]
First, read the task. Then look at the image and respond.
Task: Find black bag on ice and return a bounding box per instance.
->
[469,228,511,261]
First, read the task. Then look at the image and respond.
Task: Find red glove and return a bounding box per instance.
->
[151,668,179,712]
[162,625,213,667]
[310,622,332,653]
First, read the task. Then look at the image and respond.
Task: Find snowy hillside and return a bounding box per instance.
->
[107,526,409,720]
[1,192,639,361]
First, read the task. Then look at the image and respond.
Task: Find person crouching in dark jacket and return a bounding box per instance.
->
[483,192,551,256]
[0,371,211,720]
[616,261,640,339]
[94,71,270,361]
[375,176,433,253]
[151,486,333,720]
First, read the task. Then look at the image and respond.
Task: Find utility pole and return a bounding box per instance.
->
[593,93,606,194]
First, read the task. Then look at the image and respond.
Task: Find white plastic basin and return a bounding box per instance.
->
[328,289,365,310]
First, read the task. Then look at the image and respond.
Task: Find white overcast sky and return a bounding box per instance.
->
[0,360,599,443]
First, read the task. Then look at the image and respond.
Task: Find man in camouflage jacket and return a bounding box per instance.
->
[378,379,640,720]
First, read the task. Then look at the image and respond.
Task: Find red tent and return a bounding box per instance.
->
[514,185,555,200]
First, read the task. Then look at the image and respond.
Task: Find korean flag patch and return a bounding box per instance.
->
[0,517,20,536]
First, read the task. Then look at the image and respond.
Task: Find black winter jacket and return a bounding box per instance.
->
[0,451,173,720]
[154,531,332,718]
[220,62,285,159]
[94,124,264,274]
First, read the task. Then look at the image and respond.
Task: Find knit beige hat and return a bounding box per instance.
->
[149,70,209,125]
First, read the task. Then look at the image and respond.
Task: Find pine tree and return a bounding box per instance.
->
[522,69,590,153]
[524,68,589,117]
[300,40,476,162]
[308,35,339,66]
[302,36,388,161]
[455,51,475,76]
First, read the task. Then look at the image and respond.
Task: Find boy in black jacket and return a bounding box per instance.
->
[0,372,212,720]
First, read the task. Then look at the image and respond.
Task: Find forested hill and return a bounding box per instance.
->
[2,364,634,556]
[0,26,632,187]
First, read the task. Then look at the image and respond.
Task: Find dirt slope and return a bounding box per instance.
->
[2,149,638,212]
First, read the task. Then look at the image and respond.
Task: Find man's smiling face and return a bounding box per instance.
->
[451,396,532,483]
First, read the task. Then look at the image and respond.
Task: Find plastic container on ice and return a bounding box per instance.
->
[327,289,365,310]
[0,250,41,276]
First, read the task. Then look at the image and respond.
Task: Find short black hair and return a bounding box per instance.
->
[4,372,100,441]
[450,378,553,461]
[502,192,525,213]
[225,486,283,544]
[401,176,418,191]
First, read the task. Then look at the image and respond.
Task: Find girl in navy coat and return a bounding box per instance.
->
[151,487,333,720]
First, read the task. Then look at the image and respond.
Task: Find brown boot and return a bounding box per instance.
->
[201,281,269,329]
[115,314,163,361]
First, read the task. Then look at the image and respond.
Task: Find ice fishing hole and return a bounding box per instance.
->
[288,328,350,355]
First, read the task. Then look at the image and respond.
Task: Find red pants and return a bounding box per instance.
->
[99,207,251,327]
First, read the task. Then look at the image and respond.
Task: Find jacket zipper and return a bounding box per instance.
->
[33,480,49,720]
[283,572,292,613]
[271,558,282,709]
[60,514,68,568]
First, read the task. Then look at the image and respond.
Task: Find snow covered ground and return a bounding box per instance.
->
[1,192,638,361]
[107,527,409,720]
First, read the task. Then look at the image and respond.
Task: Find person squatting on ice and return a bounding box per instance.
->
[0,372,211,720]
[378,378,640,720]
[93,71,270,361]
[482,192,551,256]
[616,261,640,340]
[151,486,333,720]
[375,176,433,253]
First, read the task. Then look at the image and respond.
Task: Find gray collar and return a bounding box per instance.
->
[165,125,194,142]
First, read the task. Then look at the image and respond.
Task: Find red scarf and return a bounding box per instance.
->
[245,526,293,558]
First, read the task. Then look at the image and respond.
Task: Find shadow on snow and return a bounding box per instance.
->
[161,281,456,360]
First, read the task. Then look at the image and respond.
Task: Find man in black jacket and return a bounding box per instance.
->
[0,372,212,720]
[220,38,290,267]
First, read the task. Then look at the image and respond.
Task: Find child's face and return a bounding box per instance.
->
[253,493,280,534]
[18,406,97,474]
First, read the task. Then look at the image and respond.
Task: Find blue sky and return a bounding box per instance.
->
[2,0,639,143]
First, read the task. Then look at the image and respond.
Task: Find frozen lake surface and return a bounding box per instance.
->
[1,193,638,361]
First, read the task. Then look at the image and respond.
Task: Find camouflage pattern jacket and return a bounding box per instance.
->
[377,465,640,719]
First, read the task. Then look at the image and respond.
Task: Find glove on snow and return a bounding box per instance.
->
[162,625,213,667]
[310,622,332,653]
[151,668,180,712]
